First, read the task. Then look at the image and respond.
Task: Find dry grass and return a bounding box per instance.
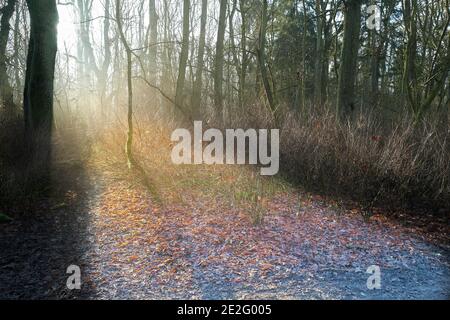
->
[59,102,450,216]
[2,100,448,218]
[280,108,450,211]
[93,115,290,224]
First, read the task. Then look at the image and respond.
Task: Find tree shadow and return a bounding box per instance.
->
[0,128,98,299]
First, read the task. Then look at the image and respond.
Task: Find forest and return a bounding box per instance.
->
[0,0,449,300]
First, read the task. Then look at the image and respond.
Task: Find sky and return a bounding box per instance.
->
[57,3,77,50]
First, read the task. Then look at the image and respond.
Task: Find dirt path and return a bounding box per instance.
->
[0,167,449,300]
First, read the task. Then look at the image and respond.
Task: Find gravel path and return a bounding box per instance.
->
[1,171,448,300]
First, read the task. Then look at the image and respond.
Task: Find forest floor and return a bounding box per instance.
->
[0,129,449,300]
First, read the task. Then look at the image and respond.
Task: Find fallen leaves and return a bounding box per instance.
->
[66,160,450,298]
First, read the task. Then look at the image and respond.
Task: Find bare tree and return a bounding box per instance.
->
[313,0,324,106]
[214,0,227,115]
[115,0,134,168]
[257,0,276,118]
[24,0,58,145]
[148,0,158,80]
[337,0,362,121]
[191,0,207,120]
[175,0,190,110]
[0,0,17,115]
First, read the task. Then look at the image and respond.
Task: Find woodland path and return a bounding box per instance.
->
[0,164,449,300]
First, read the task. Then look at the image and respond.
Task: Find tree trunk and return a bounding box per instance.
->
[148,0,158,81]
[13,2,21,96]
[24,0,58,148]
[191,0,207,120]
[214,0,227,116]
[175,0,190,110]
[0,0,17,116]
[369,29,380,103]
[239,0,248,110]
[336,0,362,121]
[116,0,134,168]
[299,0,307,112]
[322,5,333,106]
[257,0,276,119]
[228,0,239,112]
[161,0,171,113]
[100,0,111,106]
[77,0,99,81]
[313,0,324,106]
[379,0,395,96]
[402,0,418,114]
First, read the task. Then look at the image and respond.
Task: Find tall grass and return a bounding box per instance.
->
[278,107,449,211]
[88,100,450,213]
